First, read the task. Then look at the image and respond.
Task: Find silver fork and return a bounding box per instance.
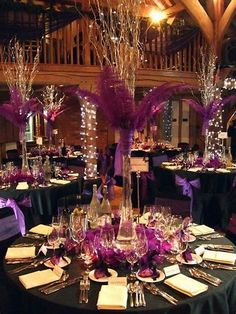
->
[79,280,85,303]
[83,279,90,303]
[144,283,178,305]
[9,258,48,274]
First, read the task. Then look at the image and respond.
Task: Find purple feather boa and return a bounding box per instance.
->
[0,88,41,141]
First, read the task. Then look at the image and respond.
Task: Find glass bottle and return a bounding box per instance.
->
[87,184,100,229]
[43,155,52,184]
[100,185,112,216]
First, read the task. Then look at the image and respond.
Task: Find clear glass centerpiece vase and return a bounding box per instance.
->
[116,129,136,249]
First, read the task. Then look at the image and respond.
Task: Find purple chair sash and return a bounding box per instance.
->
[175,175,200,215]
[0,196,31,236]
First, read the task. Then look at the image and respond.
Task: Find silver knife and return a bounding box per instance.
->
[205,244,234,252]
[9,257,49,274]
[43,277,81,294]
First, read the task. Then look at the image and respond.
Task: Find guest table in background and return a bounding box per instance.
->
[153,166,236,230]
[0,179,82,228]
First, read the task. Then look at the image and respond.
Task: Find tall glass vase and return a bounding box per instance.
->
[21,135,29,172]
[116,129,135,249]
[203,128,209,165]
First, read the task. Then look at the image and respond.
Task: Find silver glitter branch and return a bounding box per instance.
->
[2,39,39,102]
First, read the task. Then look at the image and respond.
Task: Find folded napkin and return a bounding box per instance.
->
[5,247,36,259]
[97,285,128,310]
[215,168,230,173]
[68,173,79,177]
[29,224,53,235]
[164,273,208,297]
[16,182,29,190]
[50,179,70,185]
[19,268,60,289]
[203,250,236,265]
[188,224,214,236]
[188,167,202,172]
[165,165,179,170]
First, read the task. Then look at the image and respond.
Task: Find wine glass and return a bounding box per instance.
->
[100,225,115,249]
[47,227,59,256]
[80,240,96,275]
[70,213,86,257]
[58,215,70,245]
[125,240,139,280]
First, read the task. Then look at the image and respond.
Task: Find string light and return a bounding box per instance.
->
[163,101,172,141]
[80,99,98,179]
[223,78,236,90]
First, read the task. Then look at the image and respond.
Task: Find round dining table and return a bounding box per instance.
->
[3,234,236,314]
[153,166,236,230]
[0,178,82,228]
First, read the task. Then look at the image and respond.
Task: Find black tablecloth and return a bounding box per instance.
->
[153,167,236,229]
[2,236,236,314]
[0,179,81,227]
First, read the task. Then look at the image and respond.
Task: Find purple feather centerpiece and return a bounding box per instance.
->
[71,66,189,248]
[0,87,40,170]
[183,96,236,135]
[0,87,40,141]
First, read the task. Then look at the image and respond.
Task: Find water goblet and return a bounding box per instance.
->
[70,213,86,257]
[47,227,59,256]
[125,242,139,280]
[80,240,96,275]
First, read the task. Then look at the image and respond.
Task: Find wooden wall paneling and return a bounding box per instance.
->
[181,100,189,144]
[171,100,180,147]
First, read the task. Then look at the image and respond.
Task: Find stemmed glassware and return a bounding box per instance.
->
[70,213,86,257]
[125,239,139,280]
[80,240,96,274]
[47,227,59,256]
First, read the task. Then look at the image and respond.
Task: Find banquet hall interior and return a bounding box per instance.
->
[0,1,236,314]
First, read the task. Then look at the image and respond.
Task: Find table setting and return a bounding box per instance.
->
[3,205,236,314]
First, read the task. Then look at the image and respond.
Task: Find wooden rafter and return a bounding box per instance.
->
[179,0,214,45]
[218,0,236,44]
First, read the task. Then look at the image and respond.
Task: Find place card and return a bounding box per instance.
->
[53,265,64,278]
[163,264,180,277]
[195,245,205,256]
[36,137,43,145]
[108,277,127,286]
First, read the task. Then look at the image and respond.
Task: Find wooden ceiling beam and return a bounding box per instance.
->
[218,0,236,44]
[179,0,214,45]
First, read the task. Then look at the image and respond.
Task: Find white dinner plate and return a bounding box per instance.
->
[176,253,202,265]
[136,270,165,283]
[44,243,60,250]
[89,268,118,282]
[44,256,71,268]
[183,235,196,243]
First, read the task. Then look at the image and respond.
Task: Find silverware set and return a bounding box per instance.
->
[203,244,235,252]
[127,281,146,307]
[200,261,236,270]
[79,278,90,303]
[39,272,69,293]
[198,233,224,240]
[143,282,178,305]
[6,257,35,264]
[189,268,222,286]
[43,277,81,295]
[9,257,50,274]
